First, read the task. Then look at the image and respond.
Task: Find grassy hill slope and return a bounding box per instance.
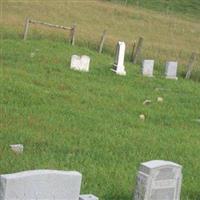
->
[107,0,200,18]
[2,0,200,81]
[1,1,200,199]
[1,38,200,200]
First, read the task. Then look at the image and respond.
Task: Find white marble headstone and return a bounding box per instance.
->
[0,170,82,200]
[71,55,90,72]
[134,160,182,200]
[165,61,178,80]
[79,194,99,200]
[111,41,126,76]
[142,60,154,77]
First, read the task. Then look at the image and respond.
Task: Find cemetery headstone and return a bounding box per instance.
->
[165,61,178,80]
[70,55,90,72]
[142,60,154,77]
[111,41,126,75]
[134,160,182,200]
[79,194,99,200]
[0,170,82,200]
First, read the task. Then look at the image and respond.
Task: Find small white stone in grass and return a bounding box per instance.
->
[143,99,151,105]
[139,114,145,121]
[10,144,24,154]
[30,52,35,58]
[157,97,163,102]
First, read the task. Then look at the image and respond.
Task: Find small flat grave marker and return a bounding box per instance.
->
[165,61,178,80]
[111,41,126,75]
[134,160,182,200]
[142,60,154,77]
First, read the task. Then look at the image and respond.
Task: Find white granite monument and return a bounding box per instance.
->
[142,60,154,77]
[165,61,178,80]
[134,160,182,200]
[71,55,90,72]
[0,170,82,200]
[111,41,126,75]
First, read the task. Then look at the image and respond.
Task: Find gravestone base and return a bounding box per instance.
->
[166,76,178,80]
[79,194,99,200]
[143,74,154,78]
[111,65,126,76]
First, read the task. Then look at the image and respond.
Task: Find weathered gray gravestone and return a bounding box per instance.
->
[70,55,90,72]
[165,61,178,80]
[142,60,154,77]
[0,170,82,200]
[111,41,126,76]
[133,160,182,200]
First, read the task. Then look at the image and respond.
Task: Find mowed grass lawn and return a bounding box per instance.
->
[1,38,200,199]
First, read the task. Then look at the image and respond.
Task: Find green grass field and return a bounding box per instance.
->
[1,0,200,199]
[1,38,200,199]
[107,0,200,18]
[2,0,200,80]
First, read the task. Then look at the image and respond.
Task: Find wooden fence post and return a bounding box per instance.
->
[70,24,76,45]
[185,52,196,79]
[132,37,144,64]
[23,18,30,40]
[130,40,136,62]
[98,30,107,53]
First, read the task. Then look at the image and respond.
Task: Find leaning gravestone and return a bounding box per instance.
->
[165,61,178,80]
[0,170,82,200]
[134,160,182,200]
[71,55,90,72]
[142,60,154,77]
[111,41,126,75]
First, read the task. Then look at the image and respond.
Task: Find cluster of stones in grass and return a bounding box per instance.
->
[70,41,178,80]
[0,160,182,200]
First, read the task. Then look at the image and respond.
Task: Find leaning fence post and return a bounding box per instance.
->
[185,52,196,79]
[70,24,76,45]
[23,18,30,40]
[130,40,136,62]
[132,37,144,64]
[98,30,107,53]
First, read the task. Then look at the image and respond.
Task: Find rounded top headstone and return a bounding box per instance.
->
[141,160,182,169]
